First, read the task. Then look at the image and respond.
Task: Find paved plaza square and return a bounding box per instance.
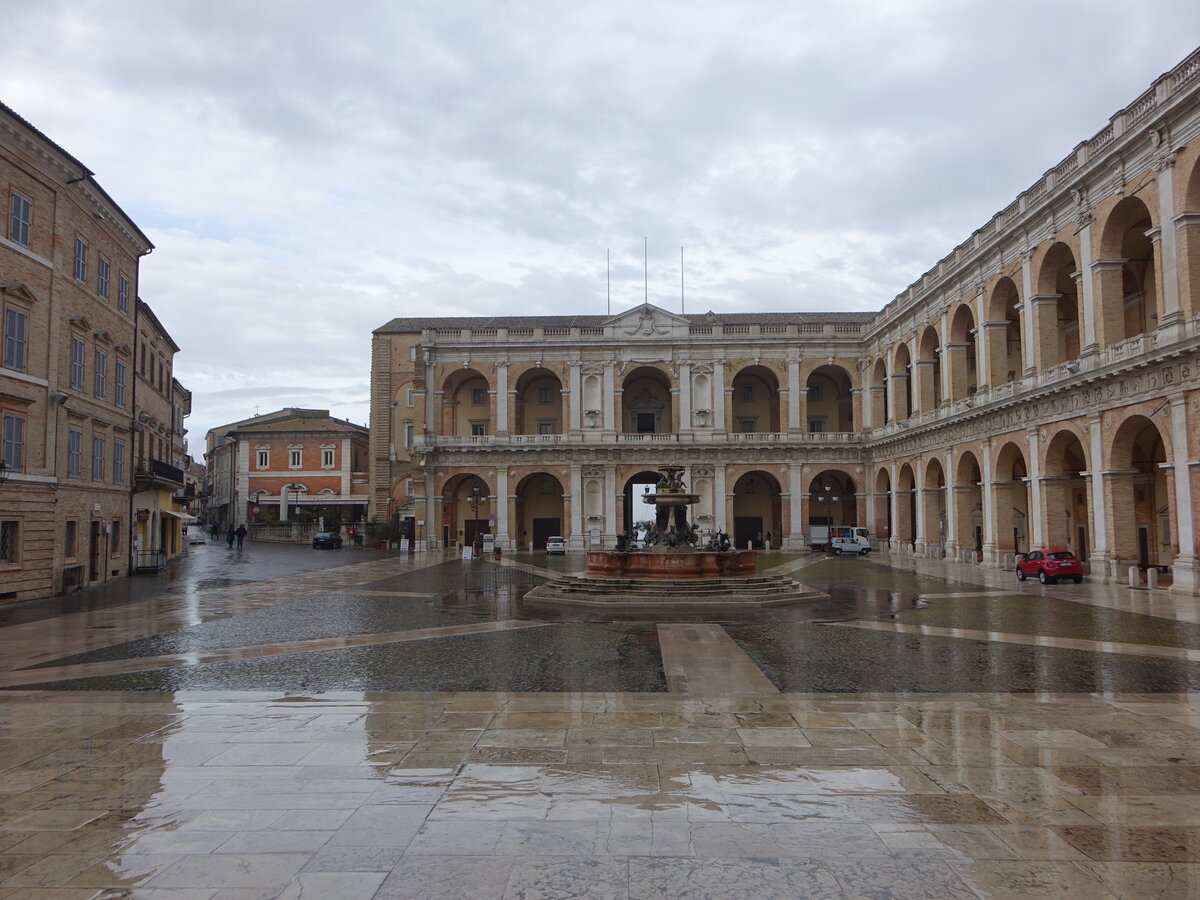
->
[0,544,1199,897]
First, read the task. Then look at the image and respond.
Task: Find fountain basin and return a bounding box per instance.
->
[586,549,756,579]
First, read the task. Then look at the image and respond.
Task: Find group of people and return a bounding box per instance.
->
[206,521,247,550]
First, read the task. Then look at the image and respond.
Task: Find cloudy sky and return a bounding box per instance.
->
[2,2,1198,452]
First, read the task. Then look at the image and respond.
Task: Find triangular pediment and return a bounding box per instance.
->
[605,303,689,338]
[69,314,91,330]
[0,283,39,304]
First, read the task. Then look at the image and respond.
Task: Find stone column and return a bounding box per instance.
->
[787,357,802,433]
[1170,393,1197,593]
[1091,259,1127,349]
[943,449,956,556]
[1029,294,1063,371]
[981,321,1010,388]
[1157,158,1182,331]
[788,462,804,549]
[569,464,583,549]
[495,468,510,549]
[568,362,582,432]
[713,362,727,432]
[914,359,937,414]
[945,342,969,402]
[604,464,618,542]
[1078,220,1099,354]
[981,441,995,563]
[889,462,900,550]
[495,362,508,434]
[972,290,990,388]
[1087,414,1109,579]
[423,474,438,549]
[425,361,438,433]
[889,373,909,421]
[715,465,730,533]
[939,310,952,403]
[1020,250,1037,377]
[603,362,616,434]
[679,363,692,432]
[1027,429,1044,549]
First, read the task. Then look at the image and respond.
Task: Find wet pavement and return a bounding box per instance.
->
[2,543,1200,895]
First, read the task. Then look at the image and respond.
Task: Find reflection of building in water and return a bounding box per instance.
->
[371,48,1200,593]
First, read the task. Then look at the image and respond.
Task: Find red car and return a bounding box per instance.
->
[1016,550,1083,584]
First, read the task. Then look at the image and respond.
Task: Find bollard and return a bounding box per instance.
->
[1147,567,1159,590]
[1128,565,1141,587]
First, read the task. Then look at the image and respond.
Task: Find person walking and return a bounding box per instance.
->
[226,527,235,549]
[209,522,219,540]
[235,524,248,550]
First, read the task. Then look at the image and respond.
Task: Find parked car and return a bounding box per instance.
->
[312,532,343,549]
[1016,549,1083,584]
[546,536,566,554]
[830,536,870,555]
[186,525,207,544]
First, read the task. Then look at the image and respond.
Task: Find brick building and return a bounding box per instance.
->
[205,408,369,532]
[1,101,158,601]
[370,48,1200,593]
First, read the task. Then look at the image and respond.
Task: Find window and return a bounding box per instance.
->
[97,256,110,299]
[2,414,24,473]
[741,385,754,403]
[94,350,107,399]
[65,520,77,558]
[808,418,825,433]
[404,423,413,448]
[118,273,129,314]
[0,521,17,564]
[114,440,124,484]
[322,448,334,468]
[92,435,105,481]
[111,519,121,555]
[538,387,552,404]
[70,338,84,389]
[256,449,269,468]
[405,478,414,496]
[8,193,31,247]
[635,412,655,433]
[808,384,822,402]
[3,307,27,372]
[289,449,301,468]
[471,388,485,405]
[115,361,126,408]
[538,421,554,435]
[73,237,87,282]
[406,388,414,406]
[68,429,81,478]
[470,422,486,436]
[739,419,756,433]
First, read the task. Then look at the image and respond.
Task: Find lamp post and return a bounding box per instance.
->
[0,459,9,484]
[468,480,482,551]
[252,489,267,523]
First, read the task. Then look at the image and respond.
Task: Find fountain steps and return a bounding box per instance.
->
[523,575,826,610]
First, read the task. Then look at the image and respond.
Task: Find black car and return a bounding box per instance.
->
[312,532,343,549]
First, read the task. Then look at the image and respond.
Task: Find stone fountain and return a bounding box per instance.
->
[522,465,823,612]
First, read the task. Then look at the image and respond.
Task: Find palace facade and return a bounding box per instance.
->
[370,49,1200,593]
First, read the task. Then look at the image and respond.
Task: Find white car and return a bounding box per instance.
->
[830,537,869,555]
[546,536,566,554]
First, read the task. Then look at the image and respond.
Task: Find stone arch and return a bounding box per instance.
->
[1182,155,1200,318]
[1034,243,1082,367]
[806,365,854,432]
[916,325,943,412]
[513,367,564,436]
[732,469,782,549]
[1096,196,1157,347]
[874,467,893,540]
[992,442,1029,557]
[731,365,781,433]
[621,366,673,434]
[442,368,492,437]
[947,303,979,401]
[807,469,858,544]
[442,473,492,548]
[1107,414,1172,572]
[953,451,983,558]
[986,277,1023,386]
[891,343,912,420]
[514,471,566,549]
[1043,427,1092,561]
[922,457,947,552]
[623,470,662,537]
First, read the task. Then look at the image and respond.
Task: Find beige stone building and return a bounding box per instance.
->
[371,48,1200,594]
[0,101,156,601]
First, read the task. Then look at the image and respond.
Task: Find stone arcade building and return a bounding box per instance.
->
[371,48,1200,594]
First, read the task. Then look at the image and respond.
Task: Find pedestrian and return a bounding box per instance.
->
[226,527,235,549]
[765,531,772,550]
[210,522,219,540]
[235,523,248,550]
[756,530,764,550]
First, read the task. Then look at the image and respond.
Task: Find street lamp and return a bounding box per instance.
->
[0,459,9,483]
[467,480,482,550]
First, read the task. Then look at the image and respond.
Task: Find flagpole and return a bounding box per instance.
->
[644,237,648,305]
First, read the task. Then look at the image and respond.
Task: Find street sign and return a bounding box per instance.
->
[488,514,495,526]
